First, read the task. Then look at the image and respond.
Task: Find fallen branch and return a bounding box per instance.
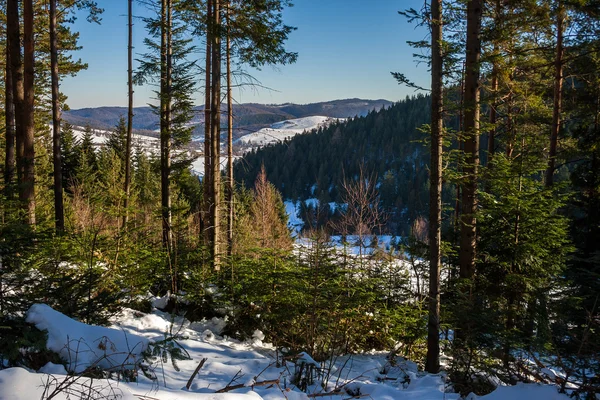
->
[215,378,280,393]
[185,358,207,390]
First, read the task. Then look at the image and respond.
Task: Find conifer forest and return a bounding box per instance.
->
[0,0,599,399]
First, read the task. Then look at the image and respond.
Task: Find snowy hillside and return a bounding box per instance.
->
[237,116,343,146]
[71,126,160,155]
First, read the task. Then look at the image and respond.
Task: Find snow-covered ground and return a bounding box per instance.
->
[237,116,343,146]
[71,126,160,155]
[191,155,241,177]
[0,305,571,400]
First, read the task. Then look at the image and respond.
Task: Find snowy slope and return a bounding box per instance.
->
[0,305,572,400]
[237,116,342,146]
[71,126,160,155]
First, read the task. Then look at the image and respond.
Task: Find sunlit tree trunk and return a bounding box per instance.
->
[203,0,213,243]
[50,0,64,233]
[426,0,443,375]
[459,0,482,281]
[22,0,36,225]
[546,2,564,187]
[160,0,172,248]
[210,0,222,270]
[226,2,234,257]
[123,0,134,229]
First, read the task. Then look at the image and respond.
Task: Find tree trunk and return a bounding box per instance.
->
[210,0,222,270]
[22,0,36,226]
[425,0,443,375]
[459,0,482,281]
[226,3,234,257]
[487,0,501,171]
[50,0,64,234]
[203,0,213,243]
[4,41,15,197]
[546,2,564,187]
[123,0,134,229]
[488,64,498,167]
[7,0,25,212]
[160,0,172,248]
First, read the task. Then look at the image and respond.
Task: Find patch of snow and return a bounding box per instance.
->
[470,382,570,399]
[26,304,149,373]
[38,362,67,375]
[192,156,238,177]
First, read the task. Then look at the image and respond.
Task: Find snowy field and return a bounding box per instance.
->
[0,304,570,400]
[237,116,343,146]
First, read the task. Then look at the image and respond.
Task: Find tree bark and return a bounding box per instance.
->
[22,0,36,226]
[203,0,213,243]
[50,0,64,233]
[459,0,482,281]
[546,2,564,187]
[226,3,234,257]
[210,0,222,270]
[123,0,134,229]
[7,0,25,211]
[4,41,15,197]
[160,0,172,248]
[425,0,443,375]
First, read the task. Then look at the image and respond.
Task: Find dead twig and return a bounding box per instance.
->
[185,358,207,390]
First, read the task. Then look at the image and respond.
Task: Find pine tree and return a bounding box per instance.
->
[60,122,79,191]
[79,124,97,171]
[105,117,128,160]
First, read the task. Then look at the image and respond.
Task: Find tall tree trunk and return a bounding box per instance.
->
[226,3,234,257]
[459,0,482,281]
[426,0,443,375]
[50,0,64,234]
[4,41,15,197]
[203,0,213,243]
[487,0,502,171]
[210,0,222,270]
[546,2,564,187]
[22,0,36,226]
[160,0,172,248]
[7,0,25,212]
[123,0,134,229]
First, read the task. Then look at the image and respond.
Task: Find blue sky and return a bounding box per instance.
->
[61,0,429,109]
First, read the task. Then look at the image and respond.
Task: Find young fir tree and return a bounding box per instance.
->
[59,122,79,192]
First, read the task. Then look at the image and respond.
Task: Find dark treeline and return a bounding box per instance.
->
[235,94,458,235]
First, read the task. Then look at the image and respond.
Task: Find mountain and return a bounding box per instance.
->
[62,99,393,137]
[234,94,456,235]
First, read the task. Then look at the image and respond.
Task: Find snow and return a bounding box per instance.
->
[26,304,149,373]
[192,156,239,177]
[0,304,574,400]
[237,116,342,146]
[284,201,304,234]
[71,126,160,155]
[468,382,571,399]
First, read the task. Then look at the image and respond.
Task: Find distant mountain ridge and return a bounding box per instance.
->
[63,99,393,134]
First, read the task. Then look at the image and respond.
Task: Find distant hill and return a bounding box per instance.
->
[63,99,393,138]
[234,95,456,235]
